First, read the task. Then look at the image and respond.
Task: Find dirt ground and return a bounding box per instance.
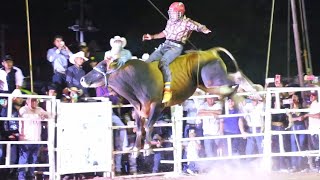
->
[90,172,320,180]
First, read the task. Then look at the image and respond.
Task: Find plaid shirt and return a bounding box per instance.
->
[163,16,205,44]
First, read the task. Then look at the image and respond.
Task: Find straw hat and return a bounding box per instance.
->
[109,36,127,48]
[69,51,88,64]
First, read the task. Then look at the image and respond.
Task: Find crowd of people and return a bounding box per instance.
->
[178,80,320,175]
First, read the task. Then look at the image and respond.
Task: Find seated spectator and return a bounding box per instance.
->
[0,55,24,93]
[66,51,89,98]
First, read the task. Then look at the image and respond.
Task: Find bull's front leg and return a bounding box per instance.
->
[132,111,143,158]
[143,102,163,156]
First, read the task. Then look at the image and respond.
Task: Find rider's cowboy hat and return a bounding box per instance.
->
[69,51,88,64]
[110,36,127,48]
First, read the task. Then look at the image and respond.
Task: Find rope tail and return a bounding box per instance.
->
[213,47,240,72]
[213,47,255,88]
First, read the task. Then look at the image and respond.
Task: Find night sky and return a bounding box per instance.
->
[1,0,320,86]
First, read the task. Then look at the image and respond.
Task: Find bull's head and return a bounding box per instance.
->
[80,60,108,88]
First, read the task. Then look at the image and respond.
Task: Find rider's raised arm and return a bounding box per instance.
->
[187,18,211,34]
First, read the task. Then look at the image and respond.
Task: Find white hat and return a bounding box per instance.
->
[69,51,88,64]
[110,36,127,48]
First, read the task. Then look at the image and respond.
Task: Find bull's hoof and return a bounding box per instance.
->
[131,147,140,158]
[219,85,235,96]
[227,84,239,98]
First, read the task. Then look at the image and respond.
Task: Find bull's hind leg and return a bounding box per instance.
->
[144,102,164,156]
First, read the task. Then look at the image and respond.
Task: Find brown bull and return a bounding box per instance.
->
[80,47,256,155]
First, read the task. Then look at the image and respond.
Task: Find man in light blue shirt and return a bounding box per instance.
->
[46,35,73,94]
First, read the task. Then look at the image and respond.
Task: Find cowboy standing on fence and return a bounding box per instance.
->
[104,36,132,71]
[142,2,211,103]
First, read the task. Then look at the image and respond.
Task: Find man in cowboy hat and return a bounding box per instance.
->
[66,51,89,98]
[104,36,132,71]
[142,2,211,103]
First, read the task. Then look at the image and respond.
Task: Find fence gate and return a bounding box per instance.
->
[55,101,113,180]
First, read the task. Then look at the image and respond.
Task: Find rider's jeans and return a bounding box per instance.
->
[146,41,183,82]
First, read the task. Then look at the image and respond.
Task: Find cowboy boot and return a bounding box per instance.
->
[162,82,172,103]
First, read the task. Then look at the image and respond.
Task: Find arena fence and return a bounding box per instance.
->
[0,93,56,179]
[162,87,320,175]
[1,87,319,179]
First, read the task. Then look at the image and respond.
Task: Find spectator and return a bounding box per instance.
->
[304,91,320,172]
[0,55,24,93]
[18,97,48,180]
[197,96,223,158]
[222,98,247,156]
[287,92,307,172]
[243,96,265,156]
[150,122,173,174]
[65,51,89,98]
[104,36,132,71]
[270,97,290,171]
[0,89,24,179]
[183,128,201,175]
[46,35,73,95]
[182,99,202,138]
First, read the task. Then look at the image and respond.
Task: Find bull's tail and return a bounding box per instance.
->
[213,47,240,72]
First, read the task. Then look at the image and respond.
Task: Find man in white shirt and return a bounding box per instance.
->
[0,55,24,93]
[18,98,48,180]
[304,91,320,171]
[243,97,265,155]
[197,96,223,157]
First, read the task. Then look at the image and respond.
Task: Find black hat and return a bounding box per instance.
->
[48,83,58,91]
[2,55,13,62]
[41,83,58,95]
